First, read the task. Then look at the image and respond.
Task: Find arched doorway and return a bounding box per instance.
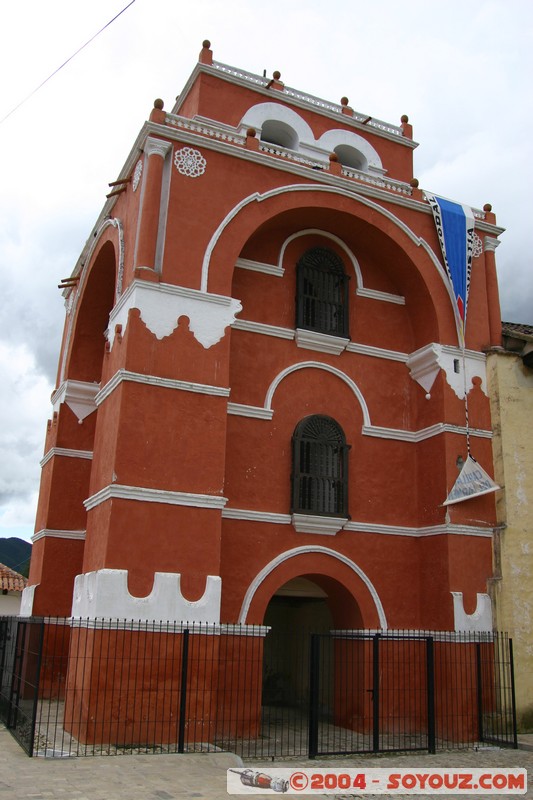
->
[260,575,367,757]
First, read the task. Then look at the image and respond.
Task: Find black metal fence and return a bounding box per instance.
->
[0,617,517,758]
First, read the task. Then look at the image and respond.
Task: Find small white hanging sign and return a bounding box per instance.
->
[443,455,499,506]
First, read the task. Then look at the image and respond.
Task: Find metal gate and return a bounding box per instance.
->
[0,617,44,756]
[259,629,517,759]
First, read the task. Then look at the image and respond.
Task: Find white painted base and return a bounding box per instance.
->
[19,584,38,617]
[71,569,221,623]
[451,591,492,632]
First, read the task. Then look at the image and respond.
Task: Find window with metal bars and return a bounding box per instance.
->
[291,416,349,516]
[296,247,349,337]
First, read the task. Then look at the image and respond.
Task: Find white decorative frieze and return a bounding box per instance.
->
[107,279,241,350]
[71,569,221,623]
[51,380,100,423]
[407,343,487,399]
[132,158,143,191]
[451,591,492,632]
[174,146,207,177]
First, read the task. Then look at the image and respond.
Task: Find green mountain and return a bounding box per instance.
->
[0,537,32,577]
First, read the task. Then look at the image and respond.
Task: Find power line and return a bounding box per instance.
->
[0,0,137,127]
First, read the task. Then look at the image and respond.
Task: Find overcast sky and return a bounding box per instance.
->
[1,0,531,544]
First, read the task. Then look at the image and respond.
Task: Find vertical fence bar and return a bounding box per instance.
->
[308,634,320,759]
[372,633,380,753]
[475,641,484,744]
[509,638,518,749]
[27,620,46,758]
[177,628,189,754]
[426,636,436,754]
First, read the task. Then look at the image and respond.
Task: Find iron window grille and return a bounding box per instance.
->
[292,416,349,516]
[296,248,350,338]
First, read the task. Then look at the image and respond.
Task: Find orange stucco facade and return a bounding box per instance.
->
[26,43,502,639]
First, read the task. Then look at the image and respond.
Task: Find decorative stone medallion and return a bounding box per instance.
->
[472,232,483,258]
[174,147,207,178]
[132,158,143,192]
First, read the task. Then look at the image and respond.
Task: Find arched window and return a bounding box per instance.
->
[296,247,349,338]
[292,416,349,516]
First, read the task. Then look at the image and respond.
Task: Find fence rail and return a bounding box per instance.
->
[0,617,517,758]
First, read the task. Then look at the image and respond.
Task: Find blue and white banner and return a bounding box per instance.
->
[426,194,475,345]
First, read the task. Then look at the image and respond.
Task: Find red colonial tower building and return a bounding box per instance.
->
[22,44,505,745]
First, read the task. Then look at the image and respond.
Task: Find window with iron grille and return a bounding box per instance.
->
[292,416,349,516]
[296,247,349,337]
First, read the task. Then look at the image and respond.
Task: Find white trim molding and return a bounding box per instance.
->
[96,368,230,406]
[232,319,295,340]
[221,506,494,538]
[107,279,242,350]
[238,545,387,629]
[362,422,492,443]
[231,318,408,361]
[84,484,228,511]
[32,529,86,543]
[40,448,93,468]
[52,380,100,423]
[235,257,284,277]
[265,362,371,424]
[356,287,405,305]
[227,403,274,420]
[295,329,350,355]
[291,513,349,535]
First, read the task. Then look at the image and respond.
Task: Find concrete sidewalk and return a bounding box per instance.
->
[1,726,531,799]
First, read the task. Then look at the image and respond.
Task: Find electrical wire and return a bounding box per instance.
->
[0,0,137,126]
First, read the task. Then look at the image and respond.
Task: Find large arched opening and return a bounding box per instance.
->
[260,572,369,754]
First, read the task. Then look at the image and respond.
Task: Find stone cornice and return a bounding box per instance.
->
[32,529,86,543]
[96,368,230,406]
[173,62,415,149]
[40,447,93,468]
[221,506,494,538]
[84,484,228,511]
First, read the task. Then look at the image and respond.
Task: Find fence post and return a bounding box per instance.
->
[308,634,320,759]
[177,628,190,754]
[509,639,518,749]
[372,633,380,753]
[475,641,484,744]
[27,620,46,758]
[426,636,436,754]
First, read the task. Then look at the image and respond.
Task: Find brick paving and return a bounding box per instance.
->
[1,725,531,799]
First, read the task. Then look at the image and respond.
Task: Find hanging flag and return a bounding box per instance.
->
[426,194,475,344]
[443,455,500,506]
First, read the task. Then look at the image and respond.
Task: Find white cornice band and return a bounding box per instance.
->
[227,403,274,420]
[362,422,492,442]
[221,506,494,538]
[235,257,284,277]
[96,368,230,406]
[84,484,228,511]
[232,319,295,340]
[32,529,86,543]
[40,448,94,468]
